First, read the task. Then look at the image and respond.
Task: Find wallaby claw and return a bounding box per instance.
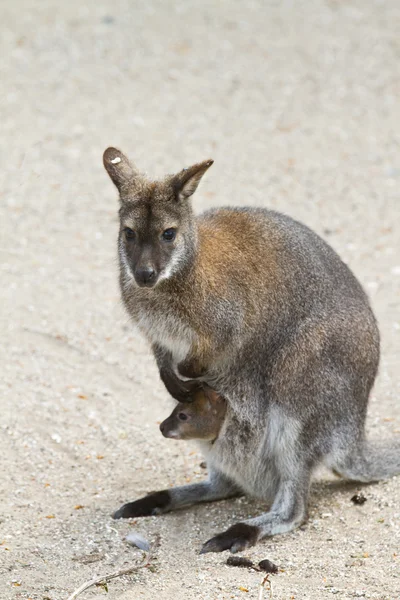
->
[199,523,260,554]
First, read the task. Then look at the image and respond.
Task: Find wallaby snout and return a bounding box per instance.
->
[159,416,180,439]
[134,266,157,287]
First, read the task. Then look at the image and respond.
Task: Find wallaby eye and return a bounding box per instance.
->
[124,228,136,241]
[178,412,188,421]
[162,228,176,242]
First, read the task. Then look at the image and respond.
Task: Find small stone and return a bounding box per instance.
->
[226,556,254,568]
[351,493,367,505]
[258,559,278,574]
[126,531,150,551]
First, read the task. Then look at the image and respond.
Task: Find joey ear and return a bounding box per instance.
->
[204,387,222,406]
[103,147,139,190]
[173,159,214,201]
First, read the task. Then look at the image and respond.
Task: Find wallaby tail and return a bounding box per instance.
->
[333,439,400,482]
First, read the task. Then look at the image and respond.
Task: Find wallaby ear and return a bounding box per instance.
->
[103,147,139,190]
[203,386,221,406]
[173,159,214,201]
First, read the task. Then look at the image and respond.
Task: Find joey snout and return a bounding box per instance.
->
[159,417,180,439]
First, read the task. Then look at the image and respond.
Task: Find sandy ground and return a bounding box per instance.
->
[1,1,400,599]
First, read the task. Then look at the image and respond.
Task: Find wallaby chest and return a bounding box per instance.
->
[122,287,197,364]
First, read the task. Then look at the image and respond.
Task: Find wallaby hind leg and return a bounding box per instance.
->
[113,468,241,519]
[330,439,400,483]
[201,462,311,554]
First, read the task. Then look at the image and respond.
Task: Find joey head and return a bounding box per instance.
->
[160,386,226,441]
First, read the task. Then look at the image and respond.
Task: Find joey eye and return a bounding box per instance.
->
[162,228,176,241]
[178,412,188,421]
[124,228,136,240]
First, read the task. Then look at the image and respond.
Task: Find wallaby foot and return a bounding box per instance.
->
[200,523,260,554]
[201,470,310,553]
[113,470,241,520]
[200,508,306,553]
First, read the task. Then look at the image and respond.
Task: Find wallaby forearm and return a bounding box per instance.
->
[176,335,215,379]
[153,343,202,400]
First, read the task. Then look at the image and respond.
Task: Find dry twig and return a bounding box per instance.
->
[66,537,159,600]
[258,574,273,600]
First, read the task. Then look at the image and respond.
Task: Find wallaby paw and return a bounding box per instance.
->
[112,490,170,519]
[177,359,206,380]
[199,523,260,554]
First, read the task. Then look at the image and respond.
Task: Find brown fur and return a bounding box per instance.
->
[160,386,226,441]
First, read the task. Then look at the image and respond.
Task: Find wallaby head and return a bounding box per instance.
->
[103,147,213,288]
[159,386,226,441]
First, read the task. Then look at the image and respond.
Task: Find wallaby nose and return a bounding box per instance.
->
[160,420,170,438]
[135,267,156,286]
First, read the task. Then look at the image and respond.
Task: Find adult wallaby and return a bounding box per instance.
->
[103,147,400,554]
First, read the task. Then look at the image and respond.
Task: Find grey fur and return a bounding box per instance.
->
[104,149,400,552]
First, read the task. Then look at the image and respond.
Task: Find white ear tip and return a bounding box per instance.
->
[111,156,121,164]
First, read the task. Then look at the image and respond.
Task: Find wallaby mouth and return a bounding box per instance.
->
[135,278,158,289]
[160,428,180,439]
[162,429,180,439]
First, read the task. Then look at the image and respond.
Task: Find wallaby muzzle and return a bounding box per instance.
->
[134,266,158,288]
[159,418,180,439]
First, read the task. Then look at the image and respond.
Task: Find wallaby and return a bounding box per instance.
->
[103,147,400,554]
[160,385,226,441]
